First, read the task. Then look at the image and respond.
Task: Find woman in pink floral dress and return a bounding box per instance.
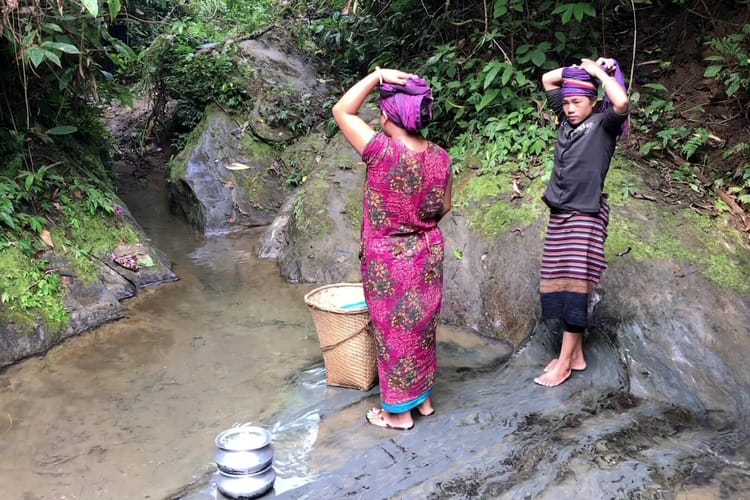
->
[333,68,452,430]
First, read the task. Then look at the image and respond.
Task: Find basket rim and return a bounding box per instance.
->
[304,282,368,314]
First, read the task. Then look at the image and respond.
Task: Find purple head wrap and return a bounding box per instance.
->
[379,77,433,132]
[562,60,629,137]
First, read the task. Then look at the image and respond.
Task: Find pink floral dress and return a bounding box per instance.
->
[360,133,452,413]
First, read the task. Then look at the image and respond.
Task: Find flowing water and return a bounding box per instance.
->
[0,165,324,499]
[0,159,512,500]
[3,155,749,500]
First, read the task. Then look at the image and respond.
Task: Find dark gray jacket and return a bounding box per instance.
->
[542,88,628,213]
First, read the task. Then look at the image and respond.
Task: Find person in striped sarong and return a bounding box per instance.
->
[534,57,630,387]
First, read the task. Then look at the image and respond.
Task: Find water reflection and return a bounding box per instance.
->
[0,165,322,499]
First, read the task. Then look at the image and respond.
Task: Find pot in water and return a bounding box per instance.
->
[214,426,274,475]
[215,465,276,499]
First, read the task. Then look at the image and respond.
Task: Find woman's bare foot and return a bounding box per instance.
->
[544,356,587,372]
[366,408,414,430]
[534,362,572,387]
[416,398,434,417]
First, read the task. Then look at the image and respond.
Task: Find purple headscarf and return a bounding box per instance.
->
[379,77,433,132]
[562,60,629,136]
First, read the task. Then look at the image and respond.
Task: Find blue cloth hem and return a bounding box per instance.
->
[381,387,433,414]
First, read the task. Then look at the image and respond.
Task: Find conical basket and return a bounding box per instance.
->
[303,283,378,391]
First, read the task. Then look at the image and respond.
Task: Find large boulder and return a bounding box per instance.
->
[259,131,365,284]
[237,37,329,144]
[262,142,750,424]
[168,106,284,235]
[168,33,330,236]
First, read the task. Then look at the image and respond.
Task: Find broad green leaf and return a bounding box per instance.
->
[47,125,78,135]
[516,43,531,55]
[476,89,500,111]
[23,30,36,45]
[703,65,722,78]
[109,0,122,20]
[483,62,502,89]
[643,83,668,92]
[578,3,596,20]
[41,49,61,67]
[530,49,546,67]
[27,47,45,68]
[81,0,99,17]
[59,67,75,91]
[493,0,508,18]
[43,23,64,33]
[727,79,740,96]
[501,66,513,86]
[41,41,81,54]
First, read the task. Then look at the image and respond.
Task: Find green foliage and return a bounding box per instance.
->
[0,244,70,331]
[0,0,130,330]
[265,85,319,136]
[183,0,277,36]
[140,0,279,148]
[303,0,601,186]
[551,3,597,24]
[634,71,750,208]
[720,141,750,207]
[703,24,750,100]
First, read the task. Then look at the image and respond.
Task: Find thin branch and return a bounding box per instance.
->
[629,0,636,94]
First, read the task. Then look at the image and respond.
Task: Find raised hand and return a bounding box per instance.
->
[595,57,616,75]
[377,68,417,85]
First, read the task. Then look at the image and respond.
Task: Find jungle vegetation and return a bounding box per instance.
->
[1,0,749,330]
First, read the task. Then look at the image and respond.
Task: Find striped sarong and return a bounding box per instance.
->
[540,199,610,329]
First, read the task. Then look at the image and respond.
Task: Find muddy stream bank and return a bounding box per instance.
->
[0,157,515,499]
[0,164,325,499]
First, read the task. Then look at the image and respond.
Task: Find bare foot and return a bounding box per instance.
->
[534,363,572,387]
[366,408,414,430]
[544,357,587,372]
[416,399,434,417]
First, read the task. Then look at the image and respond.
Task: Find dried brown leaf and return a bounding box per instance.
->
[41,229,54,248]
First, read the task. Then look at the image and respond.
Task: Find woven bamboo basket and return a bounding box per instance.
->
[303,283,378,391]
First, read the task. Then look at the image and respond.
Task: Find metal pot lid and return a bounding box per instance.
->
[215,426,271,451]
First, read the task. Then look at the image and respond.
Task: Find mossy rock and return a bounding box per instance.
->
[273,132,365,284]
[168,105,286,235]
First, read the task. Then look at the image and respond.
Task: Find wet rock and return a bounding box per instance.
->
[600,257,750,426]
[264,132,367,284]
[168,106,285,235]
[258,192,299,261]
[0,203,178,367]
[106,242,178,288]
[236,336,744,500]
[237,37,328,145]
[441,213,544,349]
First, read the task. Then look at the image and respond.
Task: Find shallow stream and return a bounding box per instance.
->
[0,165,325,499]
[2,158,748,500]
[0,158,511,499]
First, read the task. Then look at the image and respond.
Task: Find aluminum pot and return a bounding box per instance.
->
[214,426,274,475]
[216,465,276,499]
